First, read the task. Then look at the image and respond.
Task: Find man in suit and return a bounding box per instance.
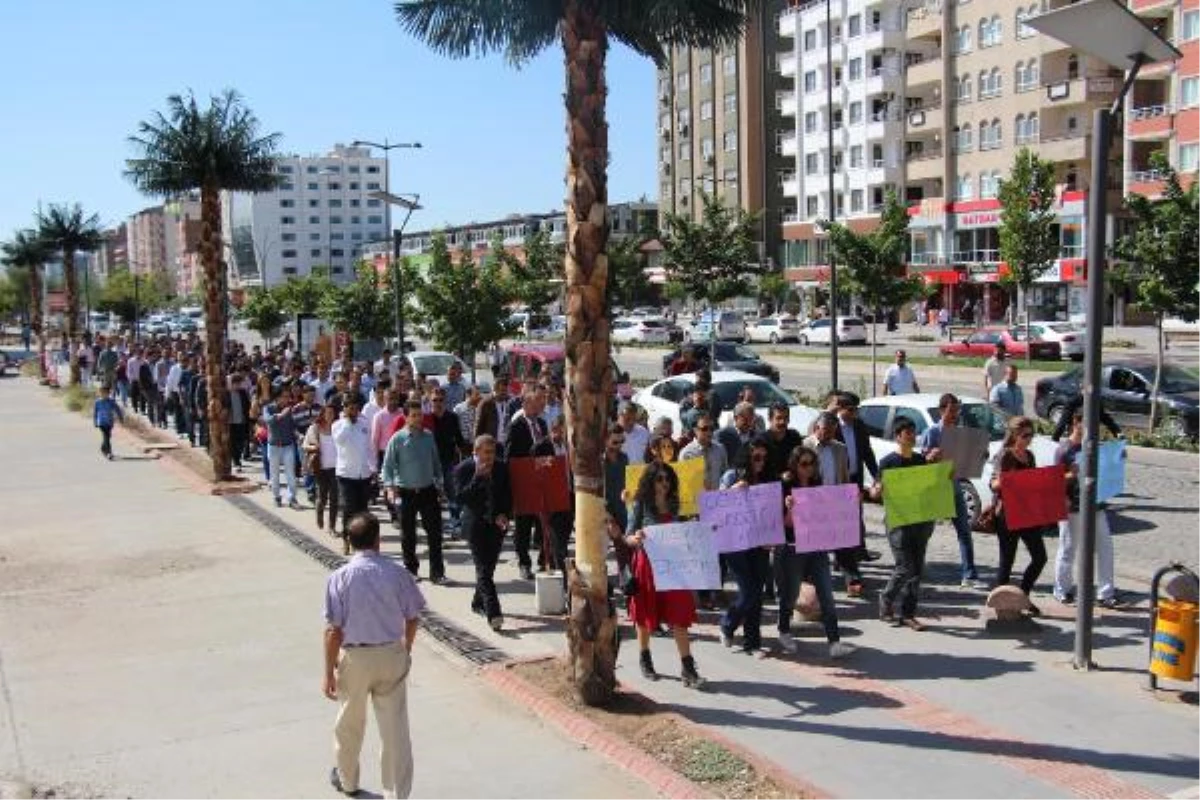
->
[716,401,759,467]
[455,435,513,632]
[504,387,554,579]
[804,411,864,597]
[834,392,882,566]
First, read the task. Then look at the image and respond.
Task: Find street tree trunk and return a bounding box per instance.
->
[870,317,878,395]
[562,0,617,708]
[29,265,46,382]
[1022,285,1032,367]
[1150,313,1164,431]
[200,185,233,481]
[63,250,80,385]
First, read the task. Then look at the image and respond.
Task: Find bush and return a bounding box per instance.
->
[906,334,936,342]
[1127,426,1199,453]
[63,384,94,413]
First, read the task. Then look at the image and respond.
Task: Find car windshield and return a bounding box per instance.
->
[1156,365,1200,393]
[709,380,792,412]
[715,343,760,361]
[929,402,1008,441]
[412,354,458,375]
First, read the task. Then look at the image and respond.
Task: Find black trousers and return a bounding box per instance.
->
[880,523,934,618]
[513,514,540,570]
[467,519,504,621]
[228,422,248,467]
[98,424,113,457]
[398,485,444,579]
[316,468,340,530]
[338,477,372,532]
[995,520,1049,595]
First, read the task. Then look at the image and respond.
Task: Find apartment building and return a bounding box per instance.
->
[94,224,128,280]
[126,206,167,276]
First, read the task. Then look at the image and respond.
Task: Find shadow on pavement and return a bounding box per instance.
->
[700,677,903,716]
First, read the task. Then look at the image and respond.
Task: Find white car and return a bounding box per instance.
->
[1025,322,1085,361]
[856,394,1059,529]
[632,370,820,436]
[746,314,801,344]
[797,316,868,346]
[611,317,671,345]
[394,350,471,387]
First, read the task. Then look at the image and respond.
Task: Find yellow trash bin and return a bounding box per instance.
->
[1150,600,1199,681]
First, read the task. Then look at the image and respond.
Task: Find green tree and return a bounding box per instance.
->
[1,229,49,379]
[126,89,282,482]
[757,271,789,316]
[502,228,561,313]
[36,204,103,384]
[607,236,651,309]
[95,267,169,324]
[238,286,288,344]
[661,191,764,345]
[395,0,759,706]
[998,148,1059,364]
[821,190,924,394]
[274,273,336,317]
[1113,152,1200,431]
[416,232,515,380]
[319,264,396,344]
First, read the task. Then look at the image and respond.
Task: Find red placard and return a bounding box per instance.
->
[508,456,571,516]
[1000,465,1068,530]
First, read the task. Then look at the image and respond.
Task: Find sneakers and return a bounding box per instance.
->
[489,615,505,632]
[1054,591,1076,605]
[899,617,925,631]
[1025,602,1042,618]
[829,641,856,659]
[274,496,283,508]
[961,578,988,590]
[288,498,302,510]
[719,626,735,648]
[1097,596,1122,609]
[639,649,659,681]
[519,565,535,581]
[879,605,895,623]
[777,631,799,654]
[680,656,706,690]
[430,574,449,586]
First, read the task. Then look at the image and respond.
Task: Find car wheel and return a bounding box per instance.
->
[1047,403,1066,428]
[769,333,778,344]
[799,335,808,346]
[959,481,982,530]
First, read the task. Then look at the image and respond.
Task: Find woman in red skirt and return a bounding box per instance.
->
[622,460,706,688]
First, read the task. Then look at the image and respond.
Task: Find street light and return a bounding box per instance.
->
[1025,0,1179,671]
[368,190,422,351]
[825,0,838,391]
[350,139,421,234]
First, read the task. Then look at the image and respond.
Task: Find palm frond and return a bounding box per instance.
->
[395,0,561,61]
[36,204,104,254]
[610,0,760,64]
[1,228,51,269]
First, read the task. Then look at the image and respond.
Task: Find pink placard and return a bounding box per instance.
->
[790,484,861,554]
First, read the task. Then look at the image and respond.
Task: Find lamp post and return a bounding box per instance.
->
[825,0,839,391]
[350,139,421,236]
[1025,0,1178,671]
[368,190,422,351]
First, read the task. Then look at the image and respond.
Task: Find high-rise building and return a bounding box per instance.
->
[95,224,128,280]
[126,206,167,276]
[223,144,388,288]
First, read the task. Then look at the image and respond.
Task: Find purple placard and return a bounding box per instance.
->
[698,481,785,554]
[790,484,861,553]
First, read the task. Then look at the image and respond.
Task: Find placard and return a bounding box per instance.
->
[1000,465,1068,529]
[1096,440,1126,504]
[790,484,862,553]
[881,461,956,527]
[508,456,571,516]
[625,458,705,517]
[698,481,785,553]
[641,520,721,591]
[940,426,990,479]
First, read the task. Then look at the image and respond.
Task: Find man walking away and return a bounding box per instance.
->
[333,395,376,556]
[93,384,124,460]
[324,512,424,800]
[455,435,512,631]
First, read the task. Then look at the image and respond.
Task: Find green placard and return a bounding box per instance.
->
[881,461,956,528]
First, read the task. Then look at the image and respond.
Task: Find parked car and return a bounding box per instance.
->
[1024,322,1085,361]
[506,311,553,339]
[938,327,1061,360]
[659,341,781,383]
[634,371,820,436]
[797,316,868,346]
[857,394,1059,528]
[394,350,471,387]
[746,314,801,344]
[492,343,632,408]
[0,350,9,377]
[685,310,746,343]
[169,316,198,335]
[1034,360,1199,439]
[611,317,671,345]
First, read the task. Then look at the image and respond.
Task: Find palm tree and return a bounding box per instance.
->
[1,229,51,381]
[37,204,103,385]
[395,0,760,706]
[125,89,282,481]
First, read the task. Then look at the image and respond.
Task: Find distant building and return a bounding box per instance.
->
[126,206,166,276]
[95,224,128,280]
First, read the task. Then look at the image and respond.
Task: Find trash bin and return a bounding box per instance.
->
[1150,599,1199,681]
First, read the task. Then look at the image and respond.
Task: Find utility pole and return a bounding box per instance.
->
[826,0,839,391]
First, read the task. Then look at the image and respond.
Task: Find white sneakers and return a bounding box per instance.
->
[777,632,798,654]
[829,641,856,660]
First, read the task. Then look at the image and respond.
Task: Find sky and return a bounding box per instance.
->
[0,0,659,242]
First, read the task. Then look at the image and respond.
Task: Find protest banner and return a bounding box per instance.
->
[940,426,991,479]
[790,484,862,553]
[699,481,785,553]
[641,520,721,591]
[881,461,956,527]
[508,456,571,516]
[1096,440,1126,504]
[626,458,705,517]
[1000,465,1068,529]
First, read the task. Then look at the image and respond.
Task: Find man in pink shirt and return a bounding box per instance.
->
[371,388,404,523]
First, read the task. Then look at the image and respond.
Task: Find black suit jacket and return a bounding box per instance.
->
[454,458,512,531]
[835,418,878,485]
[504,413,553,461]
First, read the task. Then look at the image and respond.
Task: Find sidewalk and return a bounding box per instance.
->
[0,377,652,799]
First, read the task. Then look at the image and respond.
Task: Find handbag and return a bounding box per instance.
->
[305,449,321,476]
[976,501,999,534]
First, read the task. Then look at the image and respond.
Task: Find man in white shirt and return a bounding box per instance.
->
[332,395,376,551]
[883,349,920,396]
[618,402,650,464]
[983,342,1008,396]
[310,364,336,407]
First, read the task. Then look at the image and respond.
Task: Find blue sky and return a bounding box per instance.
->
[0,0,658,241]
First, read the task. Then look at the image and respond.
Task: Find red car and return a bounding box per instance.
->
[939,328,1062,360]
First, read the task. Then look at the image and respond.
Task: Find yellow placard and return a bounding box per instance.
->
[625,458,706,518]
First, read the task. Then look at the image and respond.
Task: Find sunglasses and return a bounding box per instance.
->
[797,459,816,468]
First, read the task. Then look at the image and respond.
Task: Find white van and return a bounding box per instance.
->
[686,310,746,343]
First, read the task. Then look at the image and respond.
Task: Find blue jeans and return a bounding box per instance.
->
[269,443,298,503]
[953,484,978,580]
[774,545,840,644]
[721,548,771,649]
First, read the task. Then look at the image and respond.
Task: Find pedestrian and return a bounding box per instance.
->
[715,401,759,467]
[803,412,862,597]
[983,342,1008,396]
[441,362,468,410]
[262,386,301,509]
[618,402,651,465]
[883,349,920,395]
[1053,411,1121,608]
[990,416,1049,615]
[455,434,512,631]
[832,393,880,566]
[603,425,630,576]
[95,336,119,390]
[226,368,252,472]
[679,411,729,493]
[1050,393,1122,442]
[544,414,573,577]
[382,399,446,583]
[919,393,986,589]
[323,512,424,800]
[304,403,340,536]
[452,384,482,455]
[937,306,950,339]
[93,384,123,460]
[989,364,1024,416]
[717,437,775,655]
[669,347,700,376]
[763,402,804,479]
[623,461,706,688]
[872,416,937,630]
[504,388,553,580]
[334,395,377,555]
[428,387,466,535]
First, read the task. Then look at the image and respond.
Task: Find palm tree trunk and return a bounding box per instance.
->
[29,265,46,381]
[63,251,81,385]
[561,0,617,708]
[200,186,233,481]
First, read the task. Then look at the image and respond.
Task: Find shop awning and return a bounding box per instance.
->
[921,270,962,285]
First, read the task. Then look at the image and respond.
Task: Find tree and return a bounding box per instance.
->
[503,228,561,313]
[822,190,924,394]
[319,263,396,344]
[661,191,764,346]
[95,267,170,324]
[274,272,336,317]
[37,204,103,384]
[126,89,282,482]
[607,236,652,309]
[1,229,49,380]
[757,271,788,316]
[997,148,1059,364]
[238,286,287,344]
[395,0,758,707]
[416,232,515,379]
[1113,151,1200,431]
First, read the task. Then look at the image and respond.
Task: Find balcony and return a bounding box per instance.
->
[1039,129,1091,162]
[1127,105,1175,139]
[866,109,904,141]
[778,91,797,117]
[906,57,942,89]
[780,132,798,157]
[906,104,943,132]
[866,63,905,94]
[864,18,906,50]
[781,175,800,198]
[779,52,797,78]
[1042,75,1121,107]
[1130,0,1176,14]
[777,8,797,38]
[906,4,942,39]
[906,147,944,181]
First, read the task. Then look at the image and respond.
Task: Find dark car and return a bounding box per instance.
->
[1034,360,1199,439]
[660,341,781,384]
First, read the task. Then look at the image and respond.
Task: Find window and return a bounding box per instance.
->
[979,67,1002,99]
[804,70,818,93]
[1181,143,1199,172]
[327,181,341,190]
[306,166,318,174]
[679,177,691,196]
[351,216,361,224]
[952,124,973,153]
[724,92,737,114]
[722,168,738,186]
[804,29,817,51]
[366,198,381,207]
[1016,112,1039,144]
[722,54,736,75]
[279,199,294,208]
[308,199,320,208]
[980,171,999,198]
[851,189,864,212]
[282,249,297,258]
[330,215,343,224]
[282,266,298,275]
[281,233,296,242]
[280,182,294,191]
[700,99,713,120]
[849,57,862,82]
[805,111,818,133]
[279,165,294,174]
[367,215,383,224]
[1015,60,1039,92]
[701,136,714,158]
[309,232,321,241]
[953,25,973,53]
[678,142,690,160]
[309,215,321,224]
[956,74,972,102]
[849,101,863,125]
[307,182,319,190]
[805,153,819,175]
[723,131,738,151]
[979,15,1002,47]
[1016,6,1035,39]
[350,199,360,208]
[848,14,861,37]
[980,119,1002,150]
[310,248,322,257]
[806,196,819,217]
[831,108,843,129]
[331,249,344,258]
[677,107,691,128]
[349,182,359,190]
[348,166,360,174]
[281,216,295,225]
[699,62,712,85]
[676,71,689,92]
[366,165,380,174]
[1181,77,1199,108]
[850,145,863,168]
[366,181,381,190]
[1183,10,1199,41]
[956,175,974,200]
[331,232,344,241]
